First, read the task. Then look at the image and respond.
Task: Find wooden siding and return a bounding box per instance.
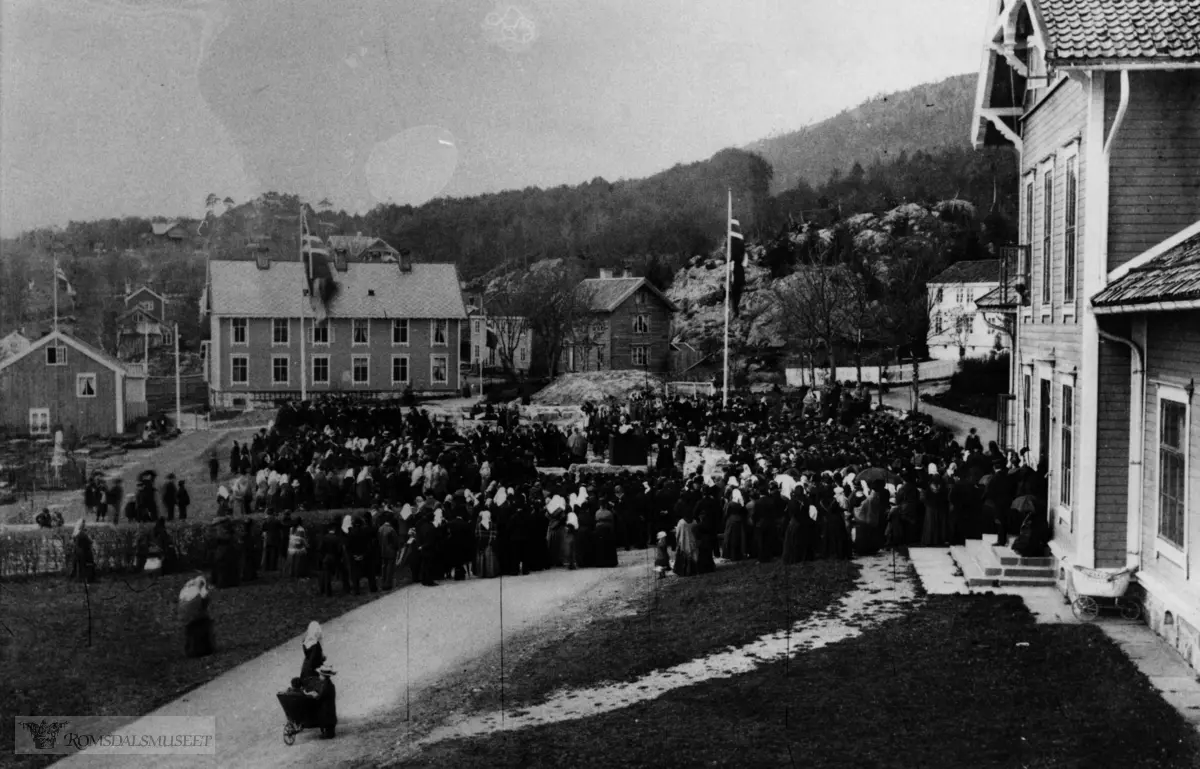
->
[606,286,672,373]
[1139,312,1200,590]
[0,346,119,437]
[1094,333,1132,568]
[1107,70,1200,272]
[1021,77,1087,325]
[212,315,462,394]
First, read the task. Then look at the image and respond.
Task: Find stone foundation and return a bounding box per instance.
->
[1141,586,1200,674]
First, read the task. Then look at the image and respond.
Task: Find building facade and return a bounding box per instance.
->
[467,314,532,373]
[205,256,467,407]
[562,273,677,375]
[0,330,148,437]
[926,259,1009,360]
[973,0,1200,671]
[117,286,172,359]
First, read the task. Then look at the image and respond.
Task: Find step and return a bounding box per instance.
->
[992,544,1054,568]
[965,574,1058,589]
[957,540,1057,588]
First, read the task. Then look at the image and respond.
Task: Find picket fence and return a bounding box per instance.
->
[785,360,958,388]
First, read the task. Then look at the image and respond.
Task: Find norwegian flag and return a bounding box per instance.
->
[728,217,745,317]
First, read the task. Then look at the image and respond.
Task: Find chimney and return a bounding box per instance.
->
[622,269,633,278]
[356,231,362,237]
[398,247,413,273]
[255,254,270,270]
[598,268,614,280]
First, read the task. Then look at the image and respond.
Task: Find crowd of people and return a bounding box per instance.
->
[90,382,1050,600]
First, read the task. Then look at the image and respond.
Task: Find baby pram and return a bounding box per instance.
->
[1069,564,1140,621]
[277,671,335,745]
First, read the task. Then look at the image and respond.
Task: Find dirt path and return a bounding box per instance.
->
[1,426,266,526]
[51,555,646,769]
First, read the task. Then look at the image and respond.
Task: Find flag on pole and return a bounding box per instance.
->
[302,206,336,322]
[198,285,208,323]
[55,267,77,301]
[729,217,745,317]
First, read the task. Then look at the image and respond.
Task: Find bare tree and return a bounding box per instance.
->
[485,267,586,379]
[772,259,853,385]
[875,242,950,411]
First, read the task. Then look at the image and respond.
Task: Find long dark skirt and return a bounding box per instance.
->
[722,517,746,561]
[184,618,215,658]
[781,519,815,564]
[593,526,618,567]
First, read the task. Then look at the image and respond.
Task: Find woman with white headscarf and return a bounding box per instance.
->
[179,575,214,657]
[721,487,748,561]
[298,620,337,738]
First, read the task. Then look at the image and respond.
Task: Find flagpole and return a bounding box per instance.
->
[174,322,182,428]
[53,250,59,332]
[300,205,308,402]
[723,189,731,408]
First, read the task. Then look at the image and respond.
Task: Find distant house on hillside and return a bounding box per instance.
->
[117,286,172,359]
[327,234,401,263]
[562,269,677,375]
[204,251,467,407]
[0,330,148,437]
[0,331,31,363]
[926,259,1008,360]
[147,221,191,248]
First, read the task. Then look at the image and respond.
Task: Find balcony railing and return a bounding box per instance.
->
[997,245,1031,307]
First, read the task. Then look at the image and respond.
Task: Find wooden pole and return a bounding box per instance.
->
[300,206,308,402]
[723,189,731,408]
[174,323,182,428]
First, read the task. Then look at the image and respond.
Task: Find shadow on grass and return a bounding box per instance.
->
[0,569,387,768]
[468,558,861,714]
[400,594,1200,769]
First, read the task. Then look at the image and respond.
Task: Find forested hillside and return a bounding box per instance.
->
[746,74,978,195]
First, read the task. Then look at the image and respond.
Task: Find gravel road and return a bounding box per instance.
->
[51,555,647,768]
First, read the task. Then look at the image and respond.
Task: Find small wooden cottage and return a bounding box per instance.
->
[0,330,149,437]
[563,271,677,375]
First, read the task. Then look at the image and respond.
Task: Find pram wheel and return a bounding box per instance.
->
[1119,598,1142,621]
[1072,595,1099,621]
[283,722,297,746]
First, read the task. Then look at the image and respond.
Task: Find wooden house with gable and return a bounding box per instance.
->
[562,269,677,375]
[972,0,1200,671]
[117,285,172,359]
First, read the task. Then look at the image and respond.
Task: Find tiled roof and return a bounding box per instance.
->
[327,235,398,259]
[210,260,467,319]
[1092,231,1200,308]
[1038,0,1200,64]
[928,260,1001,285]
[578,277,678,313]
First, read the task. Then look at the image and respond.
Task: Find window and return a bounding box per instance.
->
[634,291,646,305]
[392,319,409,345]
[1042,167,1053,305]
[352,319,370,345]
[161,328,173,346]
[1022,373,1032,448]
[968,314,976,335]
[473,345,481,363]
[473,320,480,334]
[272,355,289,385]
[1063,154,1078,305]
[935,313,943,334]
[519,345,527,364]
[392,355,409,385]
[312,355,329,385]
[431,354,448,384]
[231,317,248,345]
[312,320,330,345]
[1060,383,1074,508]
[1158,396,1188,551]
[955,287,964,304]
[352,355,370,385]
[76,373,97,398]
[431,319,448,346]
[632,345,648,366]
[935,287,943,304]
[633,314,649,334]
[45,344,67,366]
[29,408,50,436]
[272,318,289,345]
[231,355,248,385]
[1024,178,1034,248]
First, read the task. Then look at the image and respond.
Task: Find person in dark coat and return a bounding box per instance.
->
[299,621,337,739]
[781,492,815,564]
[592,498,618,568]
[241,519,259,582]
[344,517,371,595]
[318,523,342,597]
[162,474,178,521]
[262,511,283,572]
[208,450,220,483]
[176,480,190,520]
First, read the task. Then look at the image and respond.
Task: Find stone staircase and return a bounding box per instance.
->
[950,538,1057,589]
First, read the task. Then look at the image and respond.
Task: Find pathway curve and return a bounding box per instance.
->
[52,555,643,769]
[402,553,919,756]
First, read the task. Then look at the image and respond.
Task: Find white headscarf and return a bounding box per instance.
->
[179,575,209,603]
[73,517,86,537]
[399,504,413,521]
[731,489,744,506]
[341,515,353,534]
[479,510,492,530]
[494,487,508,507]
[217,485,230,500]
[433,508,444,528]
[302,621,322,650]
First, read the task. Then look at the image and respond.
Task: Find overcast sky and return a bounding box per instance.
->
[0,0,991,236]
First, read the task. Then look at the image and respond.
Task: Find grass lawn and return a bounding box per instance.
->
[0,568,382,768]
[460,558,861,714]
[398,592,1200,769]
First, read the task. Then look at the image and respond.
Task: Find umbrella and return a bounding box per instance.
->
[1011,495,1039,515]
[856,467,900,486]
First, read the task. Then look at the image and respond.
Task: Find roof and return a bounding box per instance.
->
[1092,229,1200,310]
[974,280,1025,311]
[151,221,185,236]
[0,330,144,378]
[125,285,166,305]
[209,259,467,319]
[1038,0,1200,65]
[578,277,679,313]
[327,235,399,259]
[928,260,1002,285]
